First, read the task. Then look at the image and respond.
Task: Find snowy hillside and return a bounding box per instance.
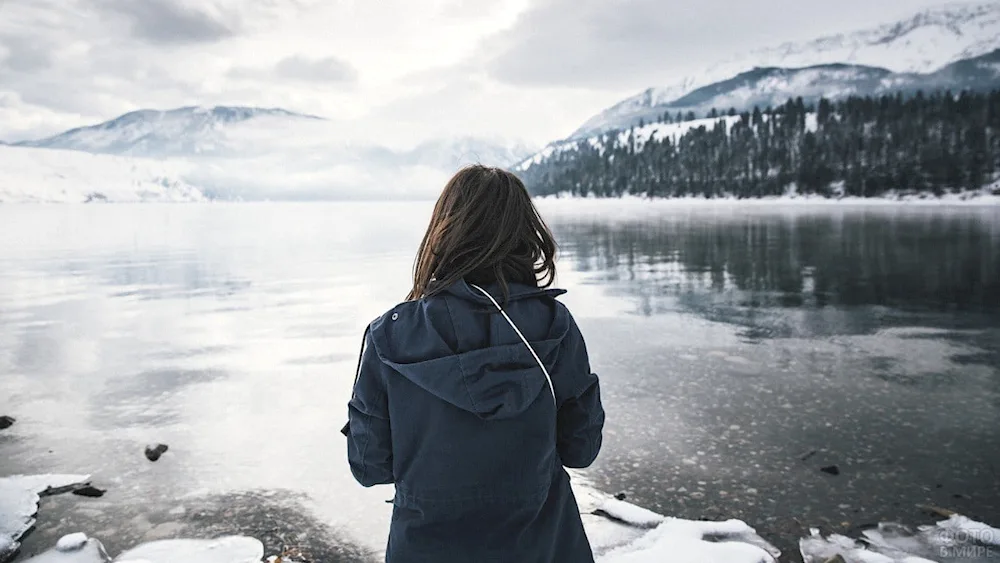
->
[574,1,1000,138]
[518,114,750,171]
[0,146,205,203]
[5,106,534,201]
[14,106,324,157]
[13,106,533,167]
[572,50,1000,135]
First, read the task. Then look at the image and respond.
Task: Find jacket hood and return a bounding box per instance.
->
[369,280,569,420]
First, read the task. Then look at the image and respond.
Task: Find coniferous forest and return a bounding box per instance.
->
[520,90,1000,199]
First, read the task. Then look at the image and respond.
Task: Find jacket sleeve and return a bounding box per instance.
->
[555,311,605,469]
[346,326,394,487]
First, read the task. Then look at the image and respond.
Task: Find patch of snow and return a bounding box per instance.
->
[569,472,780,562]
[57,533,90,552]
[0,474,91,561]
[113,537,263,563]
[934,514,1000,546]
[599,518,777,563]
[595,498,665,529]
[0,536,15,561]
[801,515,1000,563]
[20,538,110,563]
[0,146,205,203]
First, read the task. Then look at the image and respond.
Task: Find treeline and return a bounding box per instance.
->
[521,90,1000,198]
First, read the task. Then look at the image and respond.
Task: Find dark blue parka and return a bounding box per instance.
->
[345,279,605,563]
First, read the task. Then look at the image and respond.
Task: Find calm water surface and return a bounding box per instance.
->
[1,202,998,561]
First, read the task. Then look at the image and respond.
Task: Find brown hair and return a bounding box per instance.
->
[407,165,557,302]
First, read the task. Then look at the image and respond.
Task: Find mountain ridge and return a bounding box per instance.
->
[572,1,1000,138]
[3,105,536,202]
[566,49,1000,138]
[13,106,325,157]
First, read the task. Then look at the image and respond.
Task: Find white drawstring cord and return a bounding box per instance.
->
[469,283,556,403]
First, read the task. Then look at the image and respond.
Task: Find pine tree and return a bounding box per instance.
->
[519,90,1000,201]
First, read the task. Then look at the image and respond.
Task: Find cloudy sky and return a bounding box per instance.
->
[0,0,950,147]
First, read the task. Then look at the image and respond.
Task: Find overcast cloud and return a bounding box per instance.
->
[96,0,238,44]
[482,0,949,89]
[0,0,957,145]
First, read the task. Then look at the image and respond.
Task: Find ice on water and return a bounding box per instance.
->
[18,536,111,563]
[800,515,1000,563]
[574,482,780,563]
[17,535,262,563]
[114,537,263,563]
[4,472,1000,563]
[597,516,777,563]
[0,475,91,562]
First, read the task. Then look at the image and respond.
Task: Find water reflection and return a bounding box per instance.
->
[544,205,1000,558]
[1,203,998,562]
[553,208,1000,339]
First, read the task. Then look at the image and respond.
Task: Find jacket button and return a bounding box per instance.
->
[391,312,398,321]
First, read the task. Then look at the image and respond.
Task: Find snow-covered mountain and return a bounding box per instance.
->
[581,49,1000,134]
[14,106,534,167]
[14,106,325,157]
[5,106,535,202]
[0,145,205,203]
[573,1,1000,138]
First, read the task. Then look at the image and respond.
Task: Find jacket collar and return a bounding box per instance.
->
[439,278,567,303]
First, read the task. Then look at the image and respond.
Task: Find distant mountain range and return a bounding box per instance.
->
[570,1,1000,139]
[13,106,323,157]
[570,49,1000,137]
[6,1,1000,203]
[2,106,535,202]
[515,2,1000,202]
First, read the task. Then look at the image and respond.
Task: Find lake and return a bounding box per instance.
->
[1,201,998,562]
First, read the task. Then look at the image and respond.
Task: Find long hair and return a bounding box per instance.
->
[407,165,557,303]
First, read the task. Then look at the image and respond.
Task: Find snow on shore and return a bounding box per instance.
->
[4,472,999,563]
[533,189,1000,209]
[0,475,91,563]
[0,146,205,203]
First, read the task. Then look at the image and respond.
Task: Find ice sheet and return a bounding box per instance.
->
[599,517,777,563]
[801,515,1000,563]
[113,537,263,563]
[19,537,110,563]
[0,475,90,562]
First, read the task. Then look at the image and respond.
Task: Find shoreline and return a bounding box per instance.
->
[532,191,1000,207]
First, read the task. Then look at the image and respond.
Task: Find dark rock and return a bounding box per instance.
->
[614,492,627,501]
[0,415,14,429]
[820,465,840,476]
[72,485,106,498]
[145,443,169,462]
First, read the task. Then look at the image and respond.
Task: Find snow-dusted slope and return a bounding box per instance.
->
[13,106,534,169]
[574,1,1000,138]
[572,50,1000,136]
[5,105,535,201]
[14,106,324,158]
[0,146,205,203]
[519,115,750,171]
